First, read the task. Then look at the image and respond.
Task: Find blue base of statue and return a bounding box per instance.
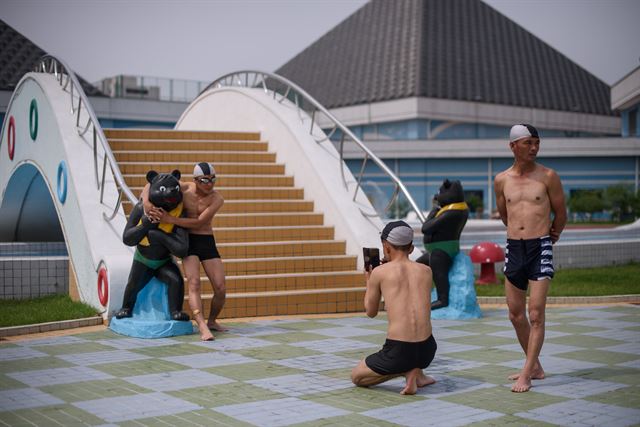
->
[430,252,482,319]
[110,277,194,338]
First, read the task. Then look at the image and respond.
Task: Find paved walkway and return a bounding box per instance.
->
[1,304,639,426]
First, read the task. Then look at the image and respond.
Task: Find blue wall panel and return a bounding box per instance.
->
[98,118,175,129]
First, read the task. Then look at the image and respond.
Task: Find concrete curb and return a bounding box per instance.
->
[0,316,104,338]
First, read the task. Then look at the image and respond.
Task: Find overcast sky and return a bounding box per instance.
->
[1,0,639,86]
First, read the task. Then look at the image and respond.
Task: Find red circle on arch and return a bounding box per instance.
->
[7,116,16,160]
[97,267,109,307]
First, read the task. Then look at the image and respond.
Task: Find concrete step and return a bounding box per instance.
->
[220,200,314,214]
[118,162,285,175]
[109,139,269,152]
[217,240,347,259]
[123,174,294,188]
[213,212,323,228]
[197,270,363,294]
[214,225,334,243]
[181,255,357,276]
[113,151,276,163]
[104,128,260,141]
[129,187,304,201]
[195,286,366,319]
[122,199,314,215]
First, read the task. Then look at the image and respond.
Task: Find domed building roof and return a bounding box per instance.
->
[0,19,104,96]
[276,0,614,117]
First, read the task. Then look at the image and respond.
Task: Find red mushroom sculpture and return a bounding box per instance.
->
[469,242,505,285]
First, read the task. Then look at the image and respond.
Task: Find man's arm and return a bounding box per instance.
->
[364,268,382,318]
[140,183,163,223]
[141,182,192,221]
[122,203,156,246]
[547,169,567,243]
[160,192,224,229]
[494,173,508,227]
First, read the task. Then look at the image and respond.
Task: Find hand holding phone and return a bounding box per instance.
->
[363,247,380,271]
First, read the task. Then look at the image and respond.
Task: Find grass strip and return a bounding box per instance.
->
[475,262,640,297]
[0,295,98,328]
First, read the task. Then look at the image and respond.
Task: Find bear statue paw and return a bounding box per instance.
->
[115,308,132,319]
[171,311,190,321]
[431,300,449,310]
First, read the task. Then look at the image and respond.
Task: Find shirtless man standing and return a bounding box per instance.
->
[145,162,226,341]
[351,221,437,395]
[494,124,567,392]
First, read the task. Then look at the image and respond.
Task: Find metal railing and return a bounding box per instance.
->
[203,71,426,222]
[95,75,209,103]
[34,55,137,221]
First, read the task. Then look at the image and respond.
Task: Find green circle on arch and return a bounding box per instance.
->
[29,99,38,141]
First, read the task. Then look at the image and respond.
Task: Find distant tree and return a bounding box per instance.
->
[605,184,635,222]
[465,194,483,218]
[569,191,605,221]
[390,198,411,219]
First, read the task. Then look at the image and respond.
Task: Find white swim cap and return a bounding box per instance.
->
[380,220,414,246]
[193,162,216,177]
[510,124,540,143]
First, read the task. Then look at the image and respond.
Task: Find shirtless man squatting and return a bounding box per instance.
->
[351,221,438,395]
[494,124,567,392]
[144,162,226,341]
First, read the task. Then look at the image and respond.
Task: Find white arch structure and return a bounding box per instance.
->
[0,68,132,318]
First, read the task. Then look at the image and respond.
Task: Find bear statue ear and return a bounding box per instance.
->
[443,179,451,188]
[146,170,158,183]
[171,169,181,180]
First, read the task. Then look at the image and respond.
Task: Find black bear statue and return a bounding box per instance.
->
[116,169,190,321]
[416,179,469,310]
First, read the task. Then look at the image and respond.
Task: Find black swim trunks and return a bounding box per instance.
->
[187,234,221,261]
[503,236,554,291]
[365,335,437,375]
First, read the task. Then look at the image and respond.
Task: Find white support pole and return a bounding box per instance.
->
[635,156,640,195]
[487,158,493,218]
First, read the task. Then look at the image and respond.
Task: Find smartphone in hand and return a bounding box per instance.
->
[363,247,380,271]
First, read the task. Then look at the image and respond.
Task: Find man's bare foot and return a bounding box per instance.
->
[400,368,430,395]
[511,376,532,392]
[207,320,228,332]
[401,372,418,395]
[200,328,214,341]
[416,372,436,387]
[508,367,545,381]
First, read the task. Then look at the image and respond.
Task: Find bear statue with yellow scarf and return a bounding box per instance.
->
[416,179,469,310]
[116,169,190,321]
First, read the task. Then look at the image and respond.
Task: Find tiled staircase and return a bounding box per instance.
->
[104,129,365,318]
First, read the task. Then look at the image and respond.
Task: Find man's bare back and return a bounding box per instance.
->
[352,221,437,395]
[372,259,432,342]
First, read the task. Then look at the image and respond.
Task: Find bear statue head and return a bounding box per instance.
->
[146,169,182,211]
[435,179,465,207]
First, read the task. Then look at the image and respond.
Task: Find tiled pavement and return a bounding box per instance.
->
[1,305,639,426]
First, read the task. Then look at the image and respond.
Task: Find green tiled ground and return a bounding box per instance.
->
[1,305,638,427]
